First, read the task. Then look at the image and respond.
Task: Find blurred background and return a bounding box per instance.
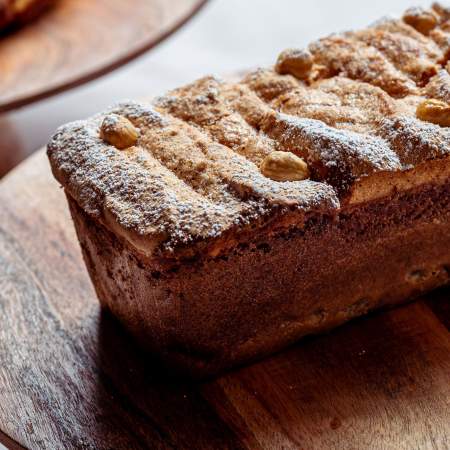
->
[0,0,436,177]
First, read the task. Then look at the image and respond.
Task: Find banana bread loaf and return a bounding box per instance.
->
[48,3,450,377]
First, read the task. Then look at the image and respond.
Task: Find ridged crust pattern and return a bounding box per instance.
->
[48,4,450,259]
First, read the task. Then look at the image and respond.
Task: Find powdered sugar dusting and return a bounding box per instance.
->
[48,101,338,257]
[378,115,450,164]
[262,112,401,192]
[48,4,450,258]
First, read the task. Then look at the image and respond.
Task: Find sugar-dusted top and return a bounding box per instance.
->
[48,3,450,259]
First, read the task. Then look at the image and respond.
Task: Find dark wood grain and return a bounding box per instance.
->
[0,0,208,112]
[0,429,24,450]
[0,150,449,449]
[0,116,23,178]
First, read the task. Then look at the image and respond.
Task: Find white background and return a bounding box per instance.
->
[0,0,436,169]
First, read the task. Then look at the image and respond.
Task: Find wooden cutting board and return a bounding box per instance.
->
[0,0,208,112]
[0,150,449,450]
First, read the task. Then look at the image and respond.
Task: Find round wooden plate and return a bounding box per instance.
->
[0,0,208,112]
[0,150,449,449]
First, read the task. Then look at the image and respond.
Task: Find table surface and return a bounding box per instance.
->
[0,150,449,449]
[0,0,439,177]
[0,0,208,112]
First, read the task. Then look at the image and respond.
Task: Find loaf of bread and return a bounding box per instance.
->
[0,0,54,31]
[48,3,450,377]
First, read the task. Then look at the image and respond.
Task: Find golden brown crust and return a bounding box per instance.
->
[48,4,450,261]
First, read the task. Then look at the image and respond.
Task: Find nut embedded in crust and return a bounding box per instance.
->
[260,151,310,182]
[416,98,450,127]
[403,7,438,35]
[100,114,140,150]
[275,48,313,80]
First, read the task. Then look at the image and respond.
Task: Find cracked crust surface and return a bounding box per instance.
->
[48,3,450,260]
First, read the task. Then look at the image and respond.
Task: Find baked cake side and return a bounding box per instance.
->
[48,4,450,377]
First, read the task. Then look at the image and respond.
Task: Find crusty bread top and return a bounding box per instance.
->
[48,4,450,259]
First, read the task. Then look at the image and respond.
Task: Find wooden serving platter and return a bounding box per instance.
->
[0,0,208,112]
[0,150,449,449]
